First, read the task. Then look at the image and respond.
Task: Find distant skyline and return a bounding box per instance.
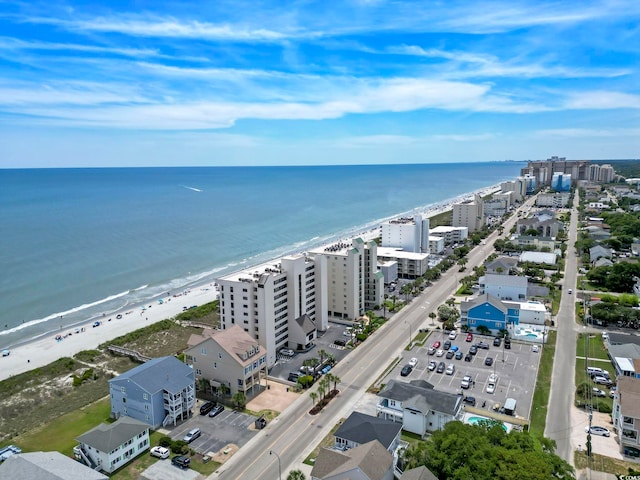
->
[0,0,639,168]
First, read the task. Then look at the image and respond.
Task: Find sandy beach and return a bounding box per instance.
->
[0,286,219,382]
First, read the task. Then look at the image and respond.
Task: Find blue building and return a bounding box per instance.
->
[109,356,195,429]
[461,294,547,333]
[551,172,571,192]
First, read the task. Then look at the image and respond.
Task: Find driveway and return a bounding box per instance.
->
[140,460,203,480]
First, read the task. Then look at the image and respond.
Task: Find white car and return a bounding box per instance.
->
[445,363,455,375]
[532,345,540,353]
[585,426,610,437]
[408,357,418,368]
[428,360,437,371]
[486,373,498,394]
[592,388,607,398]
[461,375,472,389]
[448,331,458,340]
[150,446,170,459]
[436,349,444,357]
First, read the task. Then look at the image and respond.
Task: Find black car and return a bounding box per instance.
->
[477,342,490,349]
[463,396,476,406]
[400,364,413,377]
[485,357,494,366]
[504,338,511,349]
[436,361,446,373]
[334,339,347,347]
[209,404,225,417]
[469,345,478,355]
[464,353,473,362]
[199,401,215,415]
[446,350,455,359]
[443,340,451,350]
[493,337,501,347]
[172,455,191,469]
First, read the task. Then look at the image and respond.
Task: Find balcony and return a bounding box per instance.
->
[376,401,403,421]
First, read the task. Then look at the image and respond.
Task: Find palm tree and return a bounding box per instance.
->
[320,377,330,399]
[287,469,307,480]
[429,312,437,325]
[317,383,326,401]
[317,349,328,366]
[331,375,341,393]
[310,391,318,407]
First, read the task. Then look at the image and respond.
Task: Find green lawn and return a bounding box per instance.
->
[575,333,614,412]
[529,330,557,437]
[576,332,610,360]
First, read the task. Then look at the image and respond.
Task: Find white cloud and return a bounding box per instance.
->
[534,127,640,138]
[564,91,640,110]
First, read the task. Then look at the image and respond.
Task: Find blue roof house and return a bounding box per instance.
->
[461,294,520,333]
[109,356,195,429]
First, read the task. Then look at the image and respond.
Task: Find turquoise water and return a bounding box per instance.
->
[0,162,524,347]
[468,416,508,431]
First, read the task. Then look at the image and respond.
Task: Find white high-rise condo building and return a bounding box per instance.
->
[452,194,484,233]
[380,214,430,253]
[309,238,383,321]
[217,253,327,367]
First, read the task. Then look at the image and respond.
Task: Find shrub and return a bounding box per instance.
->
[594,401,612,414]
[159,436,173,447]
[171,440,189,454]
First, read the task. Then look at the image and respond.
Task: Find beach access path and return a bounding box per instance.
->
[0,287,219,381]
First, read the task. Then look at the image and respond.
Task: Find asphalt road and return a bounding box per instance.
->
[545,192,580,463]
[209,199,535,480]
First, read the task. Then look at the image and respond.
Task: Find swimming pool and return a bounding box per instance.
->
[467,416,508,431]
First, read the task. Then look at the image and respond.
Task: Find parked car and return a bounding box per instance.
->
[487,373,498,394]
[504,338,511,349]
[408,357,418,368]
[461,375,472,389]
[150,446,170,459]
[432,341,441,349]
[610,386,617,398]
[532,344,540,352]
[183,428,201,443]
[171,455,191,469]
[400,364,413,377]
[469,345,478,355]
[436,361,446,373]
[445,363,455,375]
[334,339,347,347]
[466,333,474,342]
[477,342,490,350]
[485,357,494,366]
[449,330,458,340]
[279,348,295,357]
[427,346,436,355]
[593,376,612,386]
[428,360,437,371]
[455,351,463,360]
[585,426,610,437]
[199,401,215,415]
[288,372,301,382]
[592,388,606,398]
[568,288,573,294]
[209,404,225,417]
[493,337,501,347]
[450,345,459,352]
[436,349,444,357]
[463,396,476,406]
[464,353,473,362]
[446,350,455,359]
[443,340,452,350]
[1,349,9,357]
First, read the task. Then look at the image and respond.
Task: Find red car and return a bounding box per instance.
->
[466,333,473,342]
[432,341,441,349]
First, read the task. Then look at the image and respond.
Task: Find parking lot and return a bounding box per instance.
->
[394,330,541,420]
[166,404,258,455]
[269,322,353,381]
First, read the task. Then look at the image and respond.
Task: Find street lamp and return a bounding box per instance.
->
[269,450,282,480]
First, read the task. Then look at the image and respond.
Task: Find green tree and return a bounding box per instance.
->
[437,304,459,324]
[232,391,246,409]
[309,391,318,407]
[287,470,306,480]
[429,312,437,325]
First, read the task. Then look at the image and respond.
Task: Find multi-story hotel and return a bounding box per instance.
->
[452,194,484,233]
[380,214,430,253]
[521,157,590,186]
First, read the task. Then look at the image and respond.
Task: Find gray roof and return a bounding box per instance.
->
[518,251,557,264]
[594,257,613,267]
[400,465,440,480]
[608,343,640,360]
[0,452,108,480]
[109,355,193,394]
[378,379,461,416]
[295,313,316,335]
[76,416,148,453]
[461,293,507,315]
[481,273,527,288]
[310,440,393,480]
[334,412,401,450]
[608,332,640,348]
[590,245,612,260]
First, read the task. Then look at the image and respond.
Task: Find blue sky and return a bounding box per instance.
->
[0,0,639,167]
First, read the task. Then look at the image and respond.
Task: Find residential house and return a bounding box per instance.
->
[109,356,195,429]
[377,379,462,436]
[590,245,613,263]
[0,451,108,480]
[485,256,519,275]
[400,466,440,480]
[612,376,640,460]
[607,343,640,379]
[585,226,611,241]
[334,412,402,453]
[478,274,527,301]
[184,324,267,399]
[75,416,149,474]
[594,257,613,268]
[310,440,394,480]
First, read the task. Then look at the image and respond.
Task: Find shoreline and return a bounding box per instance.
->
[0,183,501,381]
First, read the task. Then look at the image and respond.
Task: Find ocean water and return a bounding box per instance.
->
[0,162,523,348]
